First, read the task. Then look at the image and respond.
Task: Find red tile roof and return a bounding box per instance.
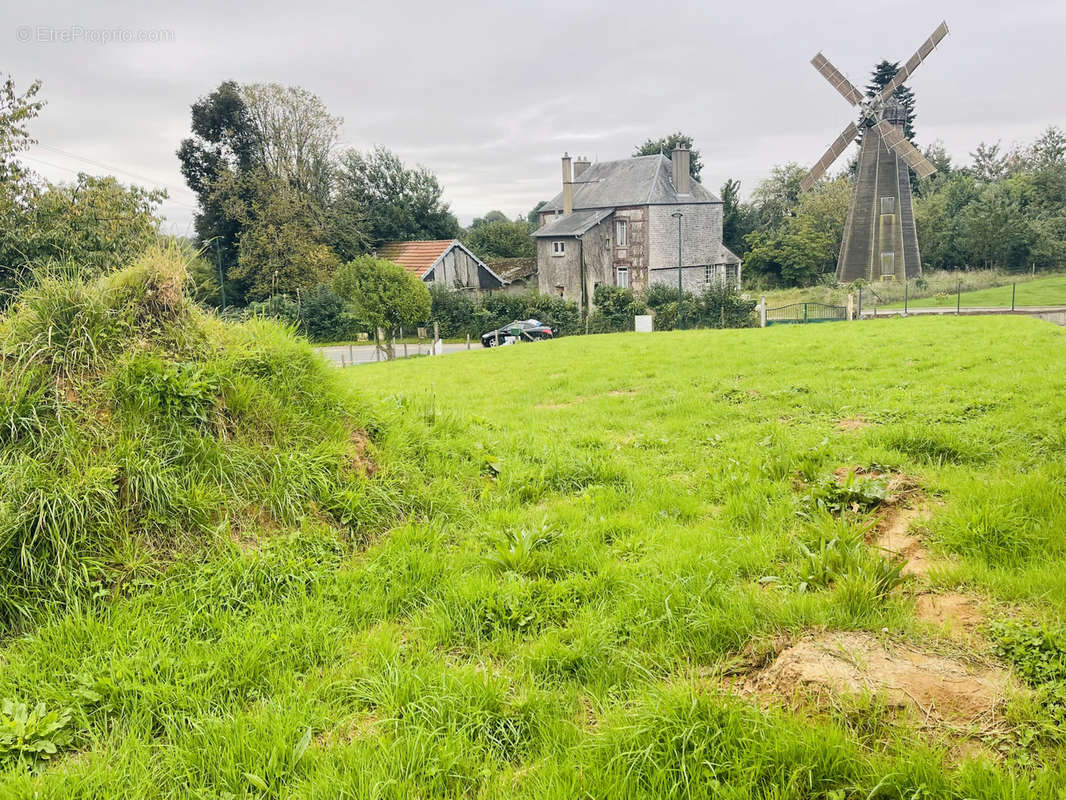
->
[377,240,457,278]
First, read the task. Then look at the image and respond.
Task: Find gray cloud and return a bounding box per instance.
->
[6,0,1065,235]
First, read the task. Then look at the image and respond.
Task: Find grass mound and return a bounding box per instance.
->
[0,247,384,630]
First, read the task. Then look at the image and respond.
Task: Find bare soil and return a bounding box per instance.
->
[916,592,984,633]
[872,504,931,576]
[747,631,1012,727]
[836,416,870,431]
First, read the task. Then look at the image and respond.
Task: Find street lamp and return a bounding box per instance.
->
[671,211,684,329]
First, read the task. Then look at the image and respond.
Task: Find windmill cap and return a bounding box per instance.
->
[883,97,906,124]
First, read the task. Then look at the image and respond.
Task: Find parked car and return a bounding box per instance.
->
[481,319,556,347]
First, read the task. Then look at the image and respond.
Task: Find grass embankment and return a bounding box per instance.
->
[761,269,1063,309]
[2,306,1066,796]
[882,273,1066,309]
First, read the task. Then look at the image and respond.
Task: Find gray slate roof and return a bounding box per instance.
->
[533,207,615,238]
[648,241,742,267]
[540,155,720,213]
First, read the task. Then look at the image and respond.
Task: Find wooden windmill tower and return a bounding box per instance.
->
[800,22,949,283]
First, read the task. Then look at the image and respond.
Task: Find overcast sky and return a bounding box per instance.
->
[6,0,1065,235]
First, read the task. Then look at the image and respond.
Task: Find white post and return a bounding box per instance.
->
[760,296,767,328]
[847,293,855,321]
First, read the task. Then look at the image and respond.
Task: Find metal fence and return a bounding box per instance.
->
[765,302,848,326]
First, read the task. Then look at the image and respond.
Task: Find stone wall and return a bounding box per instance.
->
[646,203,724,271]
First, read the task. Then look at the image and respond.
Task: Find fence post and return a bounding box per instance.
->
[956,280,961,315]
[466,333,471,350]
[402,326,408,358]
[348,343,353,363]
[803,303,808,323]
[858,286,862,318]
[760,296,767,328]
[1011,283,1016,312]
[847,293,854,321]
[904,281,908,316]
[433,321,440,355]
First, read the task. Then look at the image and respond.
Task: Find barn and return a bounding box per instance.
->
[377,240,504,291]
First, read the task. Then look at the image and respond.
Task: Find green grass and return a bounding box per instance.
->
[2,309,1066,796]
[882,273,1066,309]
[759,269,1065,310]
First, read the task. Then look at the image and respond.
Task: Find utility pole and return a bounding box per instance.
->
[671,211,684,329]
[213,238,227,310]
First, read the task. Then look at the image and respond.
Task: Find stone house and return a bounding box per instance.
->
[533,148,741,307]
[377,240,504,291]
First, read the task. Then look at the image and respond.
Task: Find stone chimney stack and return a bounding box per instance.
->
[671,144,691,195]
[573,156,591,178]
[561,153,574,215]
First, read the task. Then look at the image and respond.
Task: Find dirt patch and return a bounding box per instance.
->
[915,592,983,633]
[748,631,1012,726]
[836,416,870,432]
[872,505,930,576]
[313,713,383,748]
[348,429,377,476]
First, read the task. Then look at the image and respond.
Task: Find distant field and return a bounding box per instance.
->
[882,274,1066,308]
[5,316,1066,796]
[759,270,1064,310]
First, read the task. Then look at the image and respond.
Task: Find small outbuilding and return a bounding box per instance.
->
[377,240,503,291]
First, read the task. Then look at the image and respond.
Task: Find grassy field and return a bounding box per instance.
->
[3,313,1066,797]
[881,274,1066,309]
[759,270,1063,309]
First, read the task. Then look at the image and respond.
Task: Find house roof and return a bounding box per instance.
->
[377,240,457,278]
[376,239,504,287]
[486,257,538,283]
[533,207,615,238]
[539,155,720,213]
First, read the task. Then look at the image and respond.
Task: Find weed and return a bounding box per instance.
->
[0,699,73,766]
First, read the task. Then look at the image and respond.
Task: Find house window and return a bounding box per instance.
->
[704,265,714,285]
[616,267,629,288]
[615,219,628,247]
[552,241,565,256]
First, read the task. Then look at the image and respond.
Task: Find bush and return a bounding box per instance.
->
[588,285,647,333]
[428,290,580,339]
[300,282,360,342]
[643,282,756,330]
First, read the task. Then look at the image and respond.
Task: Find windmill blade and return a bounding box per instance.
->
[879,21,949,101]
[811,52,864,106]
[873,120,937,178]
[800,121,860,192]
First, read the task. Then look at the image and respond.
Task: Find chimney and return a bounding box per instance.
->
[561,152,573,215]
[573,156,591,178]
[671,144,691,195]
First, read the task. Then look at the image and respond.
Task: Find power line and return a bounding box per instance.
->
[18,154,200,212]
[33,143,198,201]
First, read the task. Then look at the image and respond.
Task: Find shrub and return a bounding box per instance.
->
[299,282,360,342]
[588,285,647,333]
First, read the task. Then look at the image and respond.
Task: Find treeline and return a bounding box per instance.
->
[725,127,1066,287]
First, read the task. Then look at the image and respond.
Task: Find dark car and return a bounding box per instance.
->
[481,319,556,347]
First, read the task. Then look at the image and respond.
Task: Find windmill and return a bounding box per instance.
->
[801,22,949,283]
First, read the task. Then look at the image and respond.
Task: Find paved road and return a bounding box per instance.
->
[315,341,480,365]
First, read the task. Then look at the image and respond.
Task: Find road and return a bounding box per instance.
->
[315,341,480,366]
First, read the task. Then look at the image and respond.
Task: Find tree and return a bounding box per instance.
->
[633,132,702,180]
[241,83,342,205]
[971,142,1008,183]
[866,60,916,142]
[177,81,258,297]
[333,255,431,346]
[0,75,44,182]
[749,163,807,231]
[469,210,508,230]
[0,173,164,291]
[526,201,548,228]
[335,146,459,247]
[224,171,338,301]
[463,220,534,260]
[743,177,851,286]
[720,178,757,257]
[959,177,1036,270]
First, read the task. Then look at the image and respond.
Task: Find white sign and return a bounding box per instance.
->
[634,314,653,332]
